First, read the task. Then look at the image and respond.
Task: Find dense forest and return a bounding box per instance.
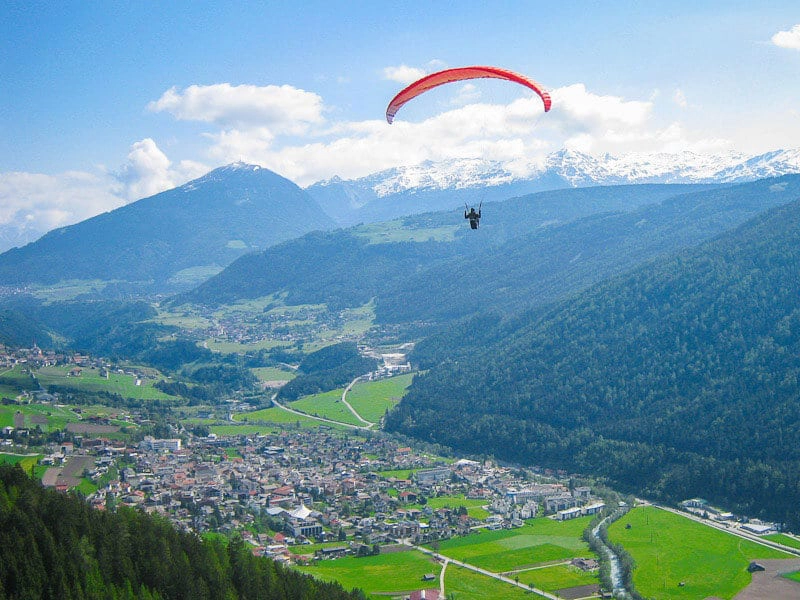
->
[386,196,800,528]
[0,465,365,600]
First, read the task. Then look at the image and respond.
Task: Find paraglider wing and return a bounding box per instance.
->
[386,65,552,124]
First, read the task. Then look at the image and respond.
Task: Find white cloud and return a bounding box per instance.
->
[147,83,325,132]
[0,140,211,245]
[450,83,482,106]
[772,24,800,50]
[142,79,726,186]
[383,65,427,85]
[115,138,209,201]
[0,171,124,237]
[673,89,688,108]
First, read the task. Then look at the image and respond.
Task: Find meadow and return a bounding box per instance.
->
[514,562,598,592]
[354,220,459,244]
[225,405,352,432]
[444,563,531,599]
[289,390,366,427]
[35,365,172,400]
[345,374,413,423]
[431,516,594,573]
[296,548,439,597]
[412,494,491,520]
[764,532,800,551]
[0,402,82,432]
[608,506,792,600]
[0,453,43,472]
[252,367,296,383]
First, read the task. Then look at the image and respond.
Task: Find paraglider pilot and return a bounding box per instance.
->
[465,205,481,229]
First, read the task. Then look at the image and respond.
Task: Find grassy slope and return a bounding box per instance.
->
[608,506,792,600]
[346,374,413,423]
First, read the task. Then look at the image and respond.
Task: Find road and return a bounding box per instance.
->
[403,540,562,600]
[339,376,375,428]
[269,393,373,431]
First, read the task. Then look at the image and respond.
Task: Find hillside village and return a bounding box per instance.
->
[8,423,609,565]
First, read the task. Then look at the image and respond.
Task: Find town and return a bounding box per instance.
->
[5,415,608,565]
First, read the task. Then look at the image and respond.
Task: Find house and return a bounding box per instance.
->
[545,493,579,513]
[557,506,583,521]
[571,557,599,571]
[409,590,439,600]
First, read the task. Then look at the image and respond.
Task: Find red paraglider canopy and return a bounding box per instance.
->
[386,65,552,124]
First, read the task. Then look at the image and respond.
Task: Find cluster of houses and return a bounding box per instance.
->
[17,426,608,565]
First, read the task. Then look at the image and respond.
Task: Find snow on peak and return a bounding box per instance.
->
[313,148,800,196]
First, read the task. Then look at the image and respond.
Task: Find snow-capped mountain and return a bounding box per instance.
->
[306,148,800,225]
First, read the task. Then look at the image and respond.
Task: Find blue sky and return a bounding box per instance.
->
[1,1,800,238]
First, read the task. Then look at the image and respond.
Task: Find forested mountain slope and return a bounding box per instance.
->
[184,178,800,333]
[386,195,800,527]
[378,175,800,323]
[183,184,714,309]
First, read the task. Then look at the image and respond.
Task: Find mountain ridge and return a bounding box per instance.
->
[306,148,800,225]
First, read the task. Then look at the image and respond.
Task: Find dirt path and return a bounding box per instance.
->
[732,559,800,600]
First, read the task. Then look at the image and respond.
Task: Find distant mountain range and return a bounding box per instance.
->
[305,148,800,225]
[3,148,800,295]
[0,163,334,294]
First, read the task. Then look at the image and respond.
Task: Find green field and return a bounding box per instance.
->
[252,367,296,382]
[432,516,594,573]
[290,390,365,427]
[297,548,439,597]
[28,279,119,302]
[34,366,172,400]
[168,265,224,286]
[445,564,531,599]
[0,403,83,432]
[0,453,43,472]
[0,365,38,388]
[416,495,490,520]
[346,374,413,423]
[515,563,598,592]
[608,506,793,600]
[376,468,418,480]
[764,533,800,551]
[205,338,287,353]
[233,404,352,430]
[355,220,459,244]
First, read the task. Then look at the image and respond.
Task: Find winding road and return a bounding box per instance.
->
[268,376,378,431]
